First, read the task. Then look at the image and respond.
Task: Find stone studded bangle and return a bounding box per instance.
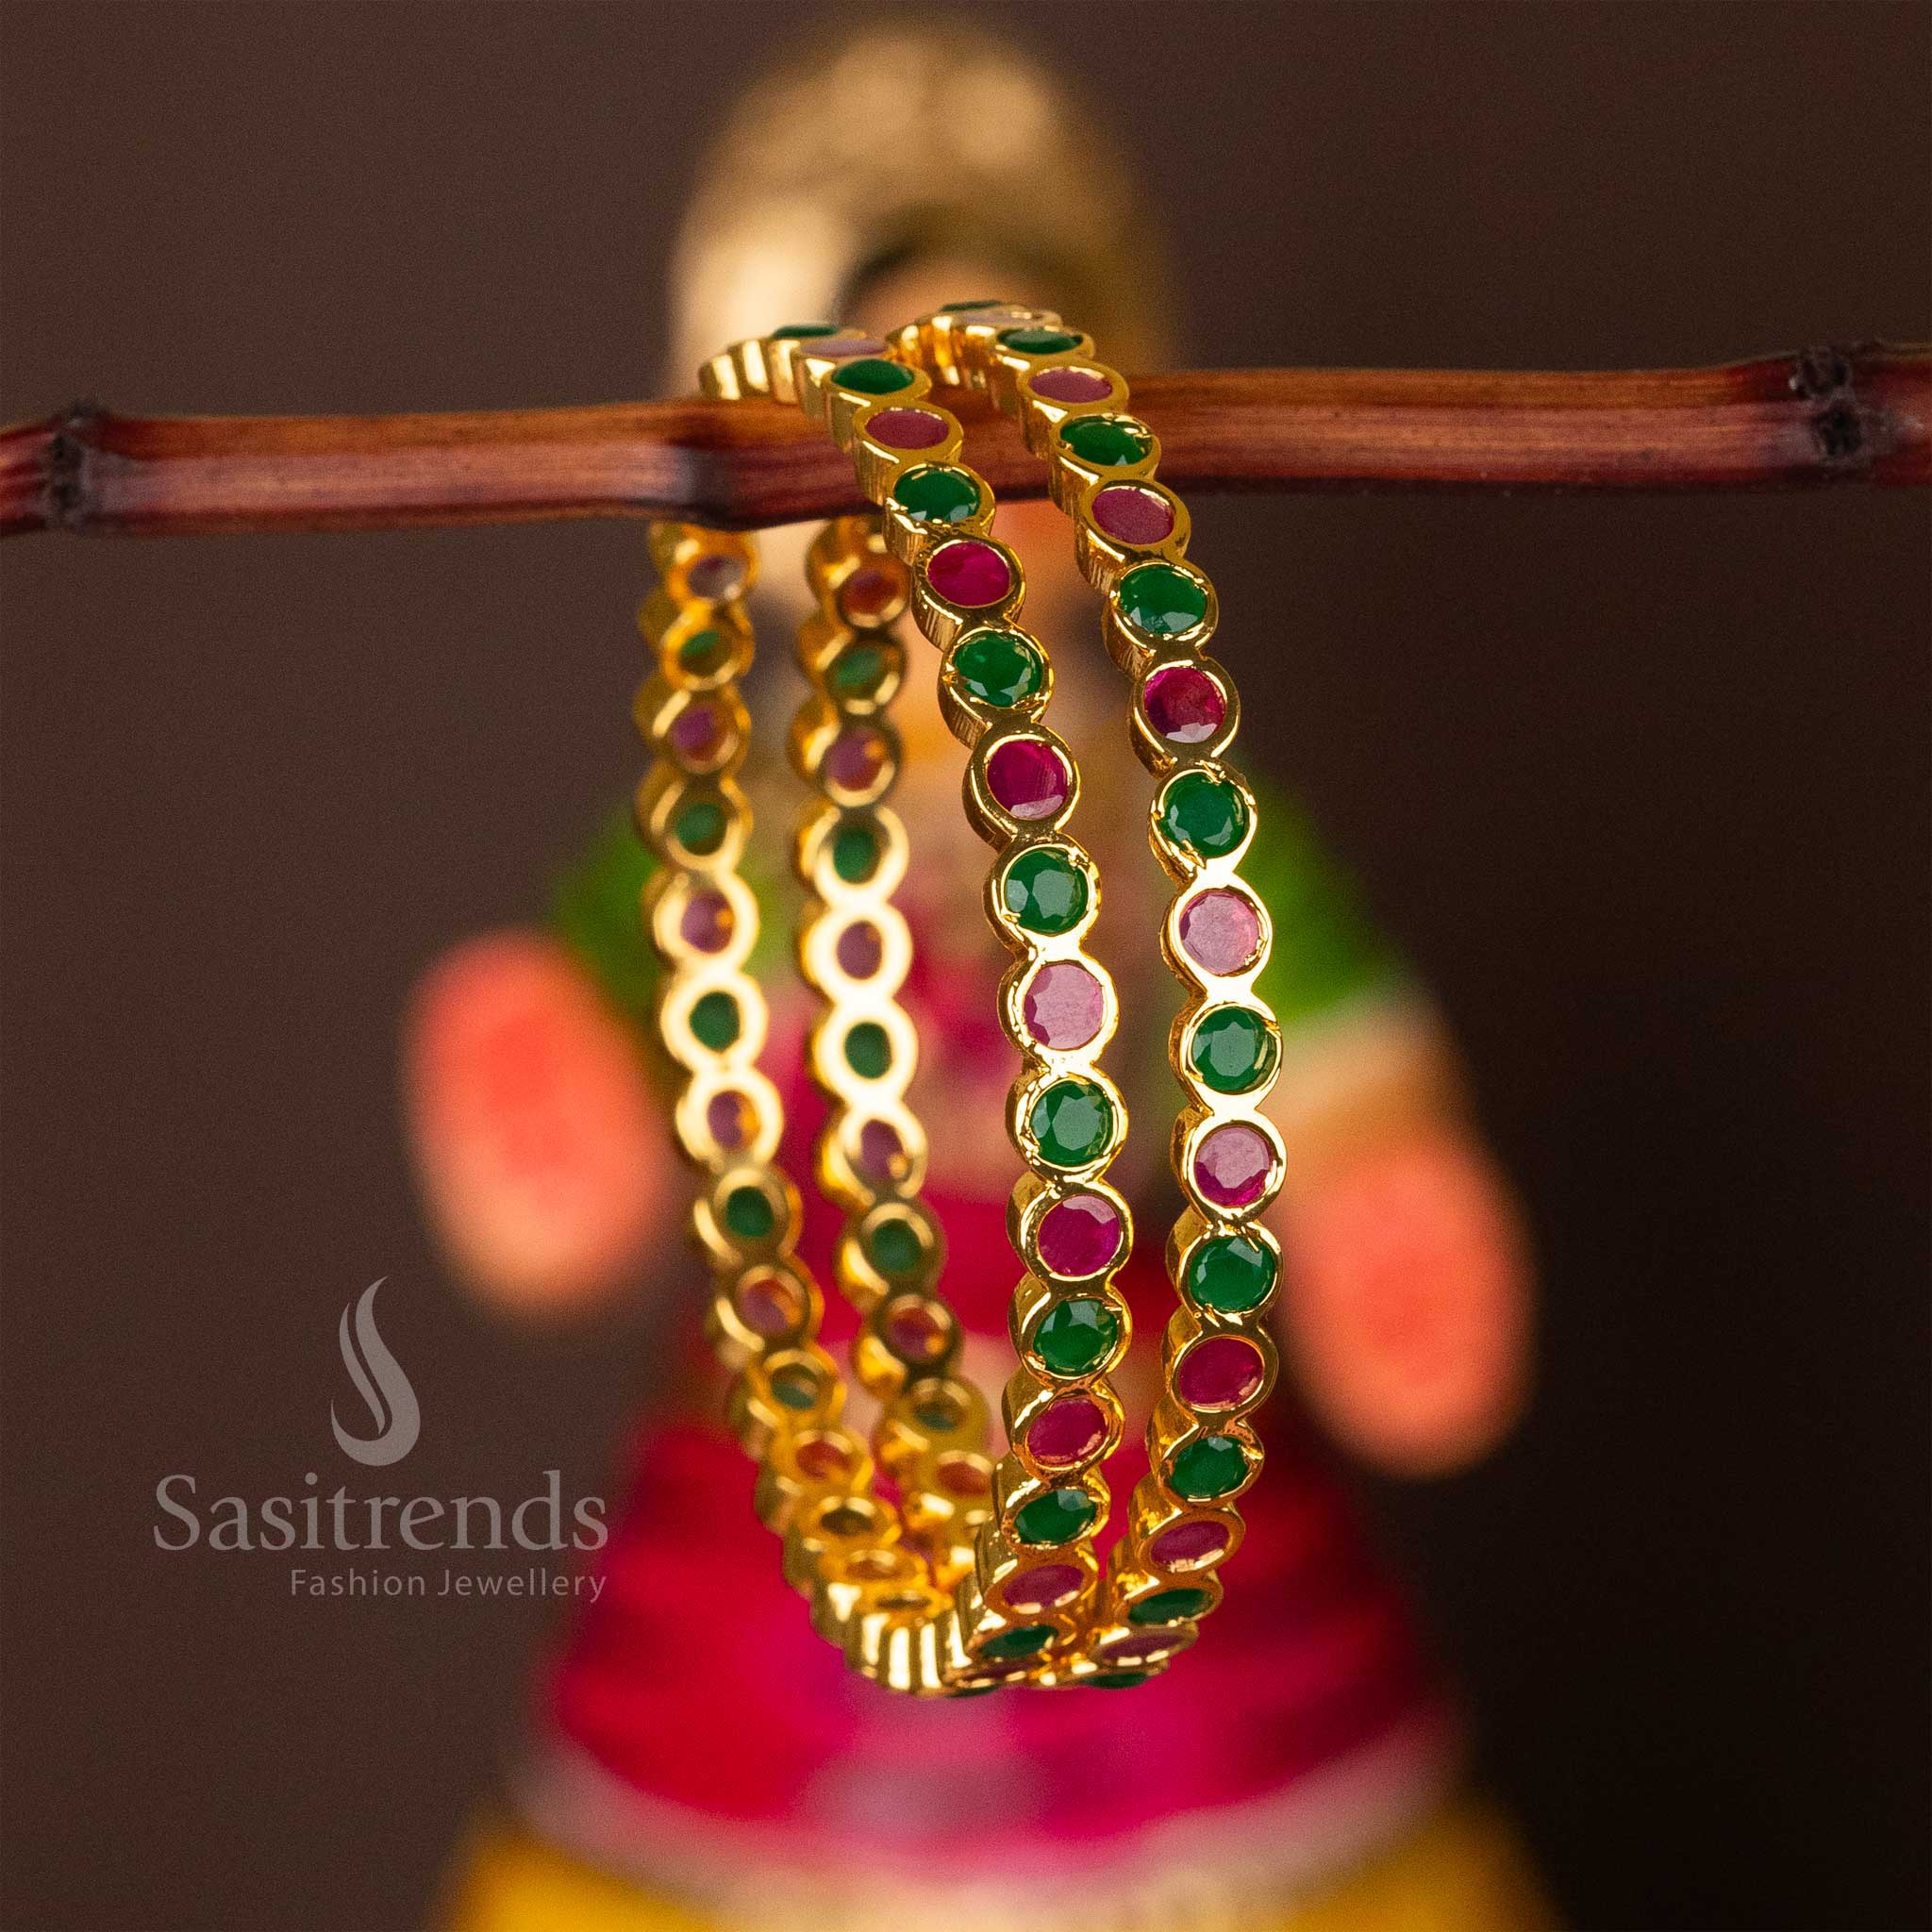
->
[701,325,1145,1689]
[881,304,1289,1679]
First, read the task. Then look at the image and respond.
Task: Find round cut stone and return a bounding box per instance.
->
[1184,1232,1278,1312]
[1034,1297,1119,1375]
[1119,561,1208,637]
[1178,890,1263,975]
[689,991,740,1051]
[1004,1563,1083,1611]
[954,629,1045,707]
[884,1302,946,1361]
[838,562,905,623]
[869,1216,923,1276]
[891,465,981,525]
[1027,1394,1106,1466]
[668,701,728,762]
[855,1118,907,1185]
[1159,771,1250,858]
[1037,1193,1123,1276]
[1027,1078,1116,1169]
[1002,847,1088,935]
[723,1184,775,1241]
[824,726,889,795]
[679,891,733,954]
[835,357,916,395]
[737,1274,798,1336]
[1148,1518,1231,1567]
[1029,366,1114,405]
[793,333,887,358]
[794,1436,855,1480]
[999,325,1084,354]
[1174,1336,1266,1408]
[1169,1435,1249,1501]
[844,1022,891,1079]
[926,540,1013,608]
[835,921,883,978]
[1098,1633,1182,1668]
[1141,664,1226,744]
[827,642,889,699]
[1192,1124,1275,1208]
[1127,1586,1214,1625]
[1088,1669,1155,1689]
[985,738,1070,820]
[831,821,880,882]
[772,322,839,340]
[1013,1488,1097,1546]
[1060,415,1153,467]
[673,799,726,856]
[707,1091,754,1150]
[979,1623,1055,1662]
[1188,1006,1279,1093]
[1092,485,1176,546]
[1022,960,1105,1050]
[686,554,747,602]
[678,627,733,675]
[866,408,949,450]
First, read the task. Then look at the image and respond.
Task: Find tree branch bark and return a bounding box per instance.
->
[2,346,1924,540]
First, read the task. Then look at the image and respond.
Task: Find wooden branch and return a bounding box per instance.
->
[2,346,1924,539]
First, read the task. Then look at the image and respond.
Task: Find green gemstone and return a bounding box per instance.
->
[1158,771,1249,858]
[1087,1671,1153,1690]
[1002,847,1088,935]
[891,465,981,525]
[772,1367,819,1411]
[1060,415,1153,468]
[1117,561,1208,637]
[867,1215,923,1278]
[979,1623,1056,1661]
[1027,1078,1116,1169]
[689,991,741,1051]
[831,821,881,882]
[1012,1488,1099,1546]
[1184,1233,1278,1313]
[1000,325,1083,354]
[1168,1435,1249,1501]
[1033,1299,1119,1376]
[673,799,726,856]
[827,641,889,698]
[1188,1007,1279,1093]
[723,1185,776,1241]
[772,322,839,339]
[844,1021,891,1078]
[1127,1587,1213,1625]
[954,629,1045,708]
[835,357,916,395]
[678,627,732,675]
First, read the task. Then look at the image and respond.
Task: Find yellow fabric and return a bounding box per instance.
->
[441,1799,1551,1932]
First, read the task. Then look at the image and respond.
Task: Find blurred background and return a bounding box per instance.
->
[1,4,1927,1929]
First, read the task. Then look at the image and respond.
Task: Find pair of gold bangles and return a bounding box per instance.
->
[634,304,1285,1694]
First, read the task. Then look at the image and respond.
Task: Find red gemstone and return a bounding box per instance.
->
[839,562,906,621]
[985,738,1070,820]
[867,408,949,451]
[1099,1630,1180,1667]
[1141,665,1226,744]
[856,1119,907,1184]
[668,701,728,762]
[1004,1563,1083,1611]
[1147,1518,1231,1567]
[1193,1124,1274,1208]
[707,1091,755,1150]
[794,1437,854,1480]
[926,540,1012,608]
[1178,890,1263,975]
[737,1276,797,1337]
[679,891,733,953]
[1028,1395,1106,1466]
[1092,485,1176,546]
[886,1304,947,1361]
[686,555,746,602]
[1029,366,1114,405]
[1023,961,1105,1050]
[824,727,888,794]
[937,1457,991,1498]
[835,921,883,978]
[1175,1336,1266,1408]
[1037,1194,1123,1276]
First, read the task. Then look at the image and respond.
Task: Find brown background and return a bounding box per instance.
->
[2,4,1927,1930]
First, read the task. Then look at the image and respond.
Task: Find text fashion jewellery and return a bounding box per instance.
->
[633,305,1286,1695]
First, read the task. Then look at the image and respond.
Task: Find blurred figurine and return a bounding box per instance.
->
[415,25,1542,1931]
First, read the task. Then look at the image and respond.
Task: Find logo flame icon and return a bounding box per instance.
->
[331,1279,420,1466]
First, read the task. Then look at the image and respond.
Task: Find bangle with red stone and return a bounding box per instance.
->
[702,323,1145,1689]
[886,305,1288,1682]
